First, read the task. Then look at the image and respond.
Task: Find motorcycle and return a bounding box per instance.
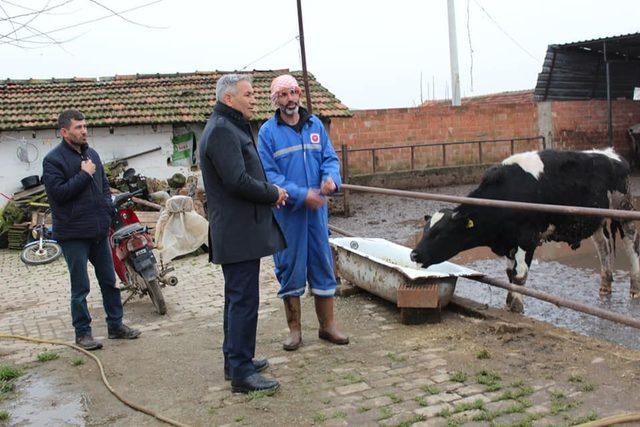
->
[20,207,63,266]
[110,188,178,315]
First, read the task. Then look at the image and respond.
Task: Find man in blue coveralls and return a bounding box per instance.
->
[258,74,349,351]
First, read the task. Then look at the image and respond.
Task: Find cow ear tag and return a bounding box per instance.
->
[466,219,475,229]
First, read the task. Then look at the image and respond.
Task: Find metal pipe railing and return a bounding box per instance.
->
[328,224,640,330]
[341,183,640,221]
[472,276,640,330]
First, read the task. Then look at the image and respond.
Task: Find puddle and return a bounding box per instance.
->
[2,374,86,426]
[447,240,640,350]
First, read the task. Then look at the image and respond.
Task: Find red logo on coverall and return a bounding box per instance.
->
[310,133,320,144]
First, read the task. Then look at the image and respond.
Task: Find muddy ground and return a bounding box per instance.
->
[1,181,640,426]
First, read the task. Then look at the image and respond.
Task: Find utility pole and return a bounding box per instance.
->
[447,0,461,106]
[296,0,313,114]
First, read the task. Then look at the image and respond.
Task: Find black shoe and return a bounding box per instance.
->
[75,335,103,351]
[225,358,269,381]
[108,324,141,339]
[231,373,280,394]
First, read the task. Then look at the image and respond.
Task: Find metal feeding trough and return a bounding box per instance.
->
[330,237,481,324]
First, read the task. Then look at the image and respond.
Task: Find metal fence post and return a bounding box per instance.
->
[410,146,415,170]
[341,144,350,217]
[442,144,446,166]
[372,149,377,173]
[510,139,515,155]
[478,141,483,164]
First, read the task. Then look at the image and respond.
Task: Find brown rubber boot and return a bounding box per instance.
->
[282,296,302,351]
[315,296,349,345]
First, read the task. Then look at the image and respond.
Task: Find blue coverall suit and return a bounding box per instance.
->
[258,108,342,298]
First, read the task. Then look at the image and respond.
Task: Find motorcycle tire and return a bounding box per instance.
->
[20,242,63,266]
[145,278,167,315]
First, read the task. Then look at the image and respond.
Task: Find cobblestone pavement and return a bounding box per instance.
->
[1,248,639,426]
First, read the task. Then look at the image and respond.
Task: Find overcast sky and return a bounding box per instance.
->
[1,0,638,109]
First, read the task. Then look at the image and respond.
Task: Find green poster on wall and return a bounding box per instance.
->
[172,132,195,166]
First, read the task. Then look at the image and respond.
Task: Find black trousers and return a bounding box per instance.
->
[221,258,260,380]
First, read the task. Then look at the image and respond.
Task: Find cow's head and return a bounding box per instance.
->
[410,208,480,268]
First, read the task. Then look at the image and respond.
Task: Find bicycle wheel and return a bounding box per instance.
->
[145,278,167,315]
[20,242,63,265]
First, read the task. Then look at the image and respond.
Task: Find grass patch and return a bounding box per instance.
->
[333,411,347,420]
[0,366,22,382]
[493,386,534,401]
[0,382,14,395]
[510,379,525,388]
[71,358,85,367]
[36,351,59,362]
[0,411,9,422]
[421,384,440,395]
[357,406,370,413]
[476,369,502,392]
[377,407,393,421]
[234,415,244,423]
[386,352,405,363]
[246,389,277,400]
[449,370,467,383]
[476,349,491,359]
[397,415,426,427]
[341,372,363,384]
[568,374,585,383]
[415,396,428,406]
[446,418,463,427]
[581,382,596,392]
[569,410,598,425]
[437,407,452,418]
[453,399,485,413]
[550,392,581,416]
[385,391,402,404]
[312,412,327,423]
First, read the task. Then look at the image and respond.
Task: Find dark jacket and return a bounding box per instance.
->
[199,102,286,264]
[42,140,114,241]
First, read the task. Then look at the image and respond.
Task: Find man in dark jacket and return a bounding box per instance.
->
[42,109,140,350]
[199,74,287,393]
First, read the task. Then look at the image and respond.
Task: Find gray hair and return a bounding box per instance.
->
[215,74,252,101]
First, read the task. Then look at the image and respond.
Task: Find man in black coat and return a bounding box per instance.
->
[199,74,287,393]
[42,109,140,350]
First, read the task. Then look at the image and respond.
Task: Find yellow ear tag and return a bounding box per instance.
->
[466,219,474,229]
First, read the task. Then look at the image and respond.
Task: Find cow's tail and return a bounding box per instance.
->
[610,219,624,255]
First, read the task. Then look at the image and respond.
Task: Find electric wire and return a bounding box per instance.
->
[472,0,539,63]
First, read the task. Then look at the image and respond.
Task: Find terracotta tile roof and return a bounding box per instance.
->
[0,69,351,131]
[421,89,534,107]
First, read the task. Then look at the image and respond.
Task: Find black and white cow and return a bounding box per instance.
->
[410,148,640,312]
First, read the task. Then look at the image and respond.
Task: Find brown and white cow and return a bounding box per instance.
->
[410,148,640,312]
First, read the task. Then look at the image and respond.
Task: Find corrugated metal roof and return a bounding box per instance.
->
[534,33,640,101]
[0,69,352,131]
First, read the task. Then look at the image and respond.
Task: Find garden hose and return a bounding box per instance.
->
[0,334,191,427]
[577,413,640,427]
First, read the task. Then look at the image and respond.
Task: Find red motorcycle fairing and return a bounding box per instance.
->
[111,206,143,283]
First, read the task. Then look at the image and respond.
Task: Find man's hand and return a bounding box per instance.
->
[320,177,336,195]
[274,185,288,208]
[304,188,325,210]
[81,159,96,176]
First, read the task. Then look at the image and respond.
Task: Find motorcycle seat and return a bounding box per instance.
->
[112,223,147,242]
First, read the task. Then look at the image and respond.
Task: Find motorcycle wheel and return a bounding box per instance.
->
[145,278,167,315]
[20,242,63,265]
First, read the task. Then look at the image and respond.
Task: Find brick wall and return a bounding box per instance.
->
[330,92,640,175]
[550,99,640,156]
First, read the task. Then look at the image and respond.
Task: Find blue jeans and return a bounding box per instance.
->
[222,259,260,380]
[59,238,123,337]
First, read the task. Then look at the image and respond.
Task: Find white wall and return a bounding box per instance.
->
[0,124,200,209]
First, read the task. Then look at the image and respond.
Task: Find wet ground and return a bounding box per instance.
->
[330,181,640,350]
